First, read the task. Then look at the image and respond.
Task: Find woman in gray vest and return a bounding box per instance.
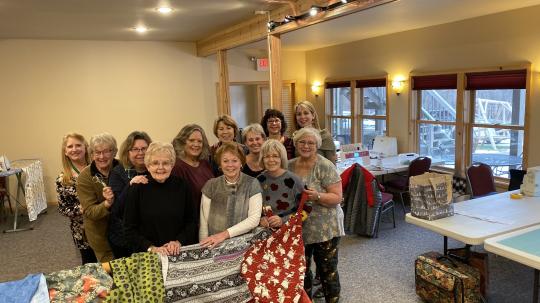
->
[199,142,262,248]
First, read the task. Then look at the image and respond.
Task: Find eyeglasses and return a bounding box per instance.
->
[298,140,316,147]
[130,147,147,153]
[94,149,112,156]
[263,154,281,160]
[149,160,173,168]
[267,119,281,124]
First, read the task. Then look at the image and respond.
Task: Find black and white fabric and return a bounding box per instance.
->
[452,175,469,201]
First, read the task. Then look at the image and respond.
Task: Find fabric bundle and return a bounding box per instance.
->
[46,263,112,302]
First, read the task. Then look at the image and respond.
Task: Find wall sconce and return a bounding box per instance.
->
[311,81,322,96]
[391,79,405,95]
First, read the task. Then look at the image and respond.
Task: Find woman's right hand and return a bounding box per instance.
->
[149,245,169,256]
[267,215,283,228]
[130,175,148,185]
[259,217,269,227]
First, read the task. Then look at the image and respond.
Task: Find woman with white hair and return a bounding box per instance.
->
[257,139,304,228]
[124,142,197,256]
[289,127,343,303]
[77,132,120,262]
[241,123,266,177]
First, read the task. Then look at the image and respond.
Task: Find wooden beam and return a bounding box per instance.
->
[196,0,397,57]
[217,50,231,115]
[268,34,282,110]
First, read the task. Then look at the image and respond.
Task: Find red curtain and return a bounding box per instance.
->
[356,78,386,88]
[412,74,457,90]
[466,69,527,90]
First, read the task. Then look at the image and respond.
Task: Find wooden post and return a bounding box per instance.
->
[268,34,282,110]
[217,49,231,115]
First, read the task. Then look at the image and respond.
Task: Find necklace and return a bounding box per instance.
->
[224,174,240,185]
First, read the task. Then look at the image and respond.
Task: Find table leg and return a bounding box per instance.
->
[3,172,32,233]
[534,269,539,303]
[444,236,448,255]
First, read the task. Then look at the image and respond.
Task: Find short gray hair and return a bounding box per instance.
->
[89,133,118,157]
[293,127,322,149]
[242,123,266,142]
[259,139,288,170]
[144,142,176,166]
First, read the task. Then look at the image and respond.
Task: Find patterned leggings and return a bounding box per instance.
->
[304,237,341,303]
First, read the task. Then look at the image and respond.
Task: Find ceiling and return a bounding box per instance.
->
[1,0,540,52]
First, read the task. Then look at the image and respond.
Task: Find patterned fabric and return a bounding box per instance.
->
[164,228,272,303]
[288,155,342,245]
[106,252,164,302]
[304,237,341,303]
[46,263,112,303]
[257,170,304,223]
[415,252,482,303]
[241,192,308,303]
[452,175,468,196]
[56,173,91,250]
[11,159,47,221]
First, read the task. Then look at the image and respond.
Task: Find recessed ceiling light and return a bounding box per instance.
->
[134,26,148,33]
[156,6,173,14]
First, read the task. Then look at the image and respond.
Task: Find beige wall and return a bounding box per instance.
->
[304,5,540,167]
[0,40,218,203]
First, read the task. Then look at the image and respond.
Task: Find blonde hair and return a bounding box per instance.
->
[144,142,176,166]
[60,132,90,185]
[259,139,288,170]
[293,127,322,149]
[294,100,321,130]
[242,123,266,143]
[89,133,118,158]
[118,131,152,168]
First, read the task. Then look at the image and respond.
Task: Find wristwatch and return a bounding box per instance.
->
[317,193,321,201]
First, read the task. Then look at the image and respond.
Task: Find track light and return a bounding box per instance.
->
[309,6,321,16]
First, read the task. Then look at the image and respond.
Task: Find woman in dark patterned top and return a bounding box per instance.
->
[108,131,152,259]
[55,132,97,264]
[261,108,295,159]
[257,139,304,229]
[209,115,248,175]
[241,124,266,178]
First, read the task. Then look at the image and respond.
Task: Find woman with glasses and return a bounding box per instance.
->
[77,133,120,262]
[107,131,152,258]
[241,124,266,177]
[289,128,343,303]
[199,142,262,248]
[171,124,214,224]
[261,109,295,159]
[56,132,97,264]
[124,142,197,255]
[294,101,337,164]
[257,139,304,229]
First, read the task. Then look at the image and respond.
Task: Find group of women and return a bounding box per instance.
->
[55,100,343,303]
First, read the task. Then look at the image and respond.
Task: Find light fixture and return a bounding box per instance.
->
[341,0,348,3]
[156,6,173,14]
[133,26,148,33]
[391,79,405,95]
[311,81,322,96]
[309,6,322,16]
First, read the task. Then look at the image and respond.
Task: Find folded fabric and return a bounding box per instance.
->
[0,273,45,303]
[46,263,112,303]
[31,274,50,303]
[164,228,272,303]
[105,252,164,303]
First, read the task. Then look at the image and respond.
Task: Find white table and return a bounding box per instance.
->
[338,155,415,176]
[484,225,540,303]
[406,191,540,246]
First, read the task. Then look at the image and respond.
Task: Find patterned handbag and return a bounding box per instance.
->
[241,192,310,303]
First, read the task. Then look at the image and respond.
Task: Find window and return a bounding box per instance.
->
[412,74,458,169]
[466,70,527,178]
[326,78,387,146]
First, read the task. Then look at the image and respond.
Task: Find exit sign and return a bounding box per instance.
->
[256,58,269,71]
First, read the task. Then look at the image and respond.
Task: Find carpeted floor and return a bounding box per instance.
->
[0,206,534,302]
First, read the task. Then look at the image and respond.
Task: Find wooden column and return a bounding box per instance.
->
[217,49,231,115]
[268,34,282,110]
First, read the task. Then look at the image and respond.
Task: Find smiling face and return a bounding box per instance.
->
[266,117,282,136]
[65,137,87,164]
[295,106,314,128]
[217,121,235,143]
[262,149,283,174]
[245,131,264,154]
[185,130,203,159]
[92,144,114,173]
[128,139,149,169]
[147,152,173,183]
[296,135,318,158]
[220,151,242,180]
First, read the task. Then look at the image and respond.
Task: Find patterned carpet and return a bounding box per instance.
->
[0,205,534,302]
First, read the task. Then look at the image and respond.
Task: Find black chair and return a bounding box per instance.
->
[508,169,527,191]
[385,156,432,213]
[466,162,497,198]
[375,191,396,238]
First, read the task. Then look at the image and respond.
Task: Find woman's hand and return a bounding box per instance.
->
[149,245,168,255]
[200,231,229,249]
[267,215,283,228]
[130,175,148,185]
[304,187,320,202]
[102,186,114,208]
[259,216,270,227]
[164,240,181,255]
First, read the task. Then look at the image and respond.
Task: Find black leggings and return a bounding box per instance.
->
[304,237,341,303]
